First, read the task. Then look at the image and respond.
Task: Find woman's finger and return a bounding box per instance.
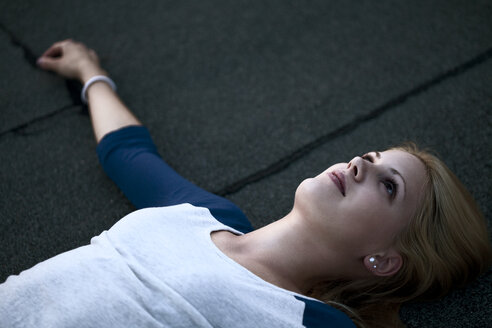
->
[41,45,63,59]
[40,43,63,58]
[36,56,59,71]
[40,39,73,57]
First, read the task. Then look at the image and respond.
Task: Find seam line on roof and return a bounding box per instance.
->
[0,22,37,68]
[0,23,84,137]
[0,104,78,137]
[215,46,492,196]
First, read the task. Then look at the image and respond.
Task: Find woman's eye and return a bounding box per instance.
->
[362,154,373,163]
[383,179,397,198]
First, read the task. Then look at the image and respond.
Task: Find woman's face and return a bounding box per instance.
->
[294,149,426,257]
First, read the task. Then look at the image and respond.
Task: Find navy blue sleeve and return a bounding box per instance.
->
[294,296,356,328]
[96,125,254,234]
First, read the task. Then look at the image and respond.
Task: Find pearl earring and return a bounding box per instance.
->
[369,257,377,269]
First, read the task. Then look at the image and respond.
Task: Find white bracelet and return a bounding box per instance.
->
[81,75,117,104]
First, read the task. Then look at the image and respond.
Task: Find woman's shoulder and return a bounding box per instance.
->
[108,203,223,235]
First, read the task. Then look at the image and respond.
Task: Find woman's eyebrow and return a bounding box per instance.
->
[375,151,406,197]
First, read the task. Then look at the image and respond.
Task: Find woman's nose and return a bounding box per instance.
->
[347,156,365,181]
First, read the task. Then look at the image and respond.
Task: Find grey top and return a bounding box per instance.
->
[0,204,354,327]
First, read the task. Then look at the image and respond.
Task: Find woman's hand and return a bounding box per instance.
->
[37,39,107,83]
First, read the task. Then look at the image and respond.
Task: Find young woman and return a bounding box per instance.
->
[1,39,490,328]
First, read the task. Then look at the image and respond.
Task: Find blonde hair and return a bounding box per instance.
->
[308,143,492,328]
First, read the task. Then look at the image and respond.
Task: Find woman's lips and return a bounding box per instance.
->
[328,171,346,196]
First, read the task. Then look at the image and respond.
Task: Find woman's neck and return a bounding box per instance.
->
[211,210,350,295]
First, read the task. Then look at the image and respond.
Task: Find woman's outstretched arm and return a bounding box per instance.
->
[37,39,254,232]
[37,39,141,142]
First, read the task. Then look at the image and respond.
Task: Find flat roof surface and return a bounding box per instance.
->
[1,1,491,326]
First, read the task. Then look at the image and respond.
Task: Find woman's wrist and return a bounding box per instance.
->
[81,76,117,104]
[80,65,108,84]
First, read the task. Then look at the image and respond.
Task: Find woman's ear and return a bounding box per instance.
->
[364,249,402,277]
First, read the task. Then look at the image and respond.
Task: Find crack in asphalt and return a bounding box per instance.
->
[215,46,492,196]
[0,22,84,138]
[0,104,79,137]
[0,22,37,68]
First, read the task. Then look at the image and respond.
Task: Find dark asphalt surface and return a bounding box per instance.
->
[1,1,491,327]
